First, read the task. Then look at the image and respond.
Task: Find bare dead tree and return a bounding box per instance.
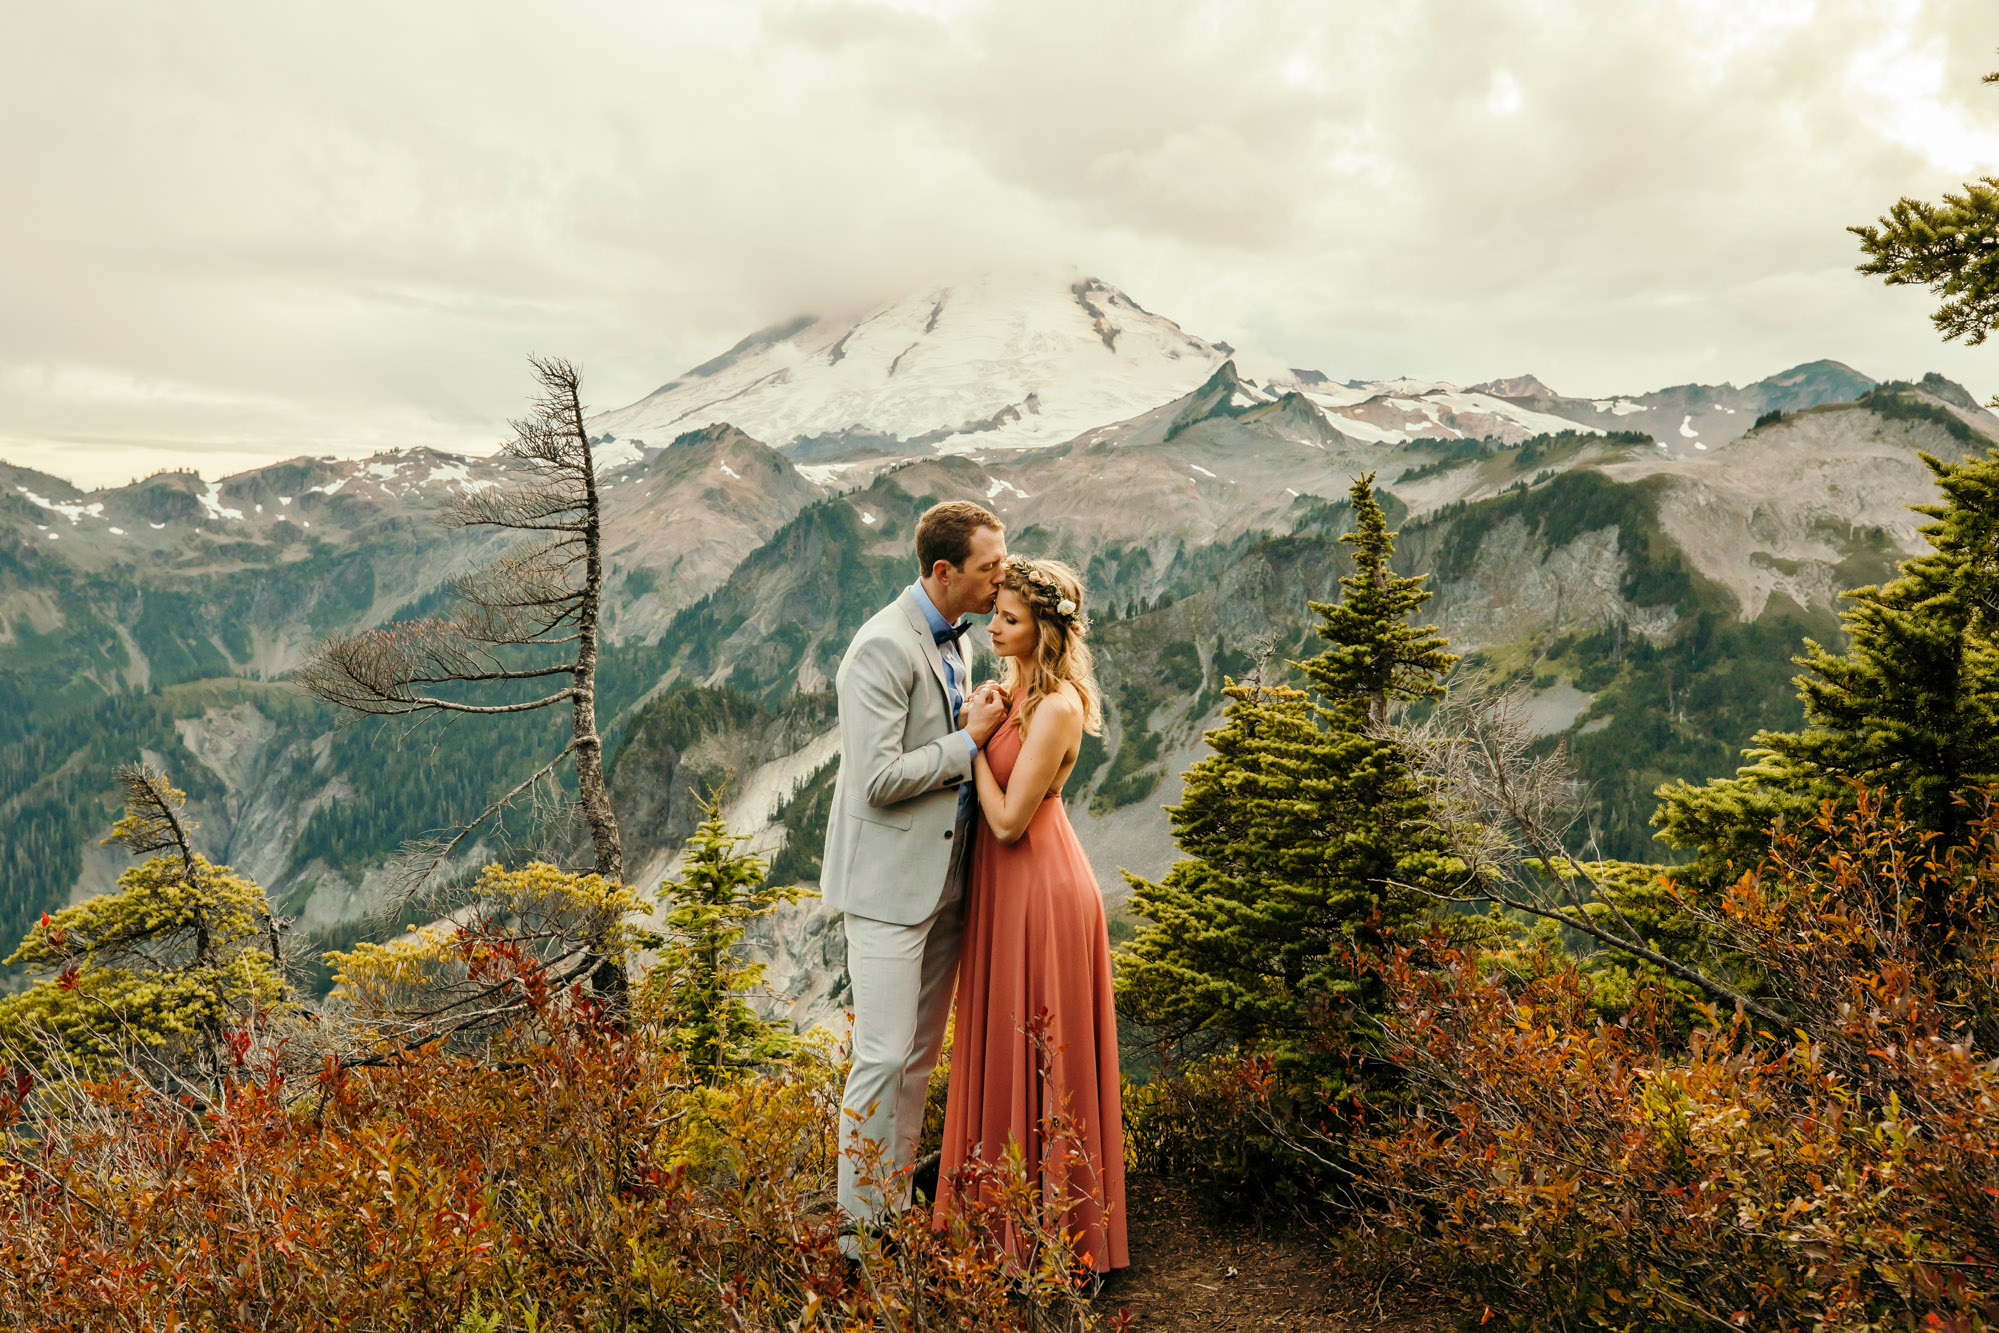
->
[294,356,628,1007]
[1386,677,1789,1028]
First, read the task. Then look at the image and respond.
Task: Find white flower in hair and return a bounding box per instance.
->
[1056,598,1077,617]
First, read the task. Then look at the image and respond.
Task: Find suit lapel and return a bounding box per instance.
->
[897,589,954,706]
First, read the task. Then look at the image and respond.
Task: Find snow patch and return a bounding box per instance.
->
[425,462,495,493]
[150,521,166,529]
[1189,464,1218,478]
[365,462,401,481]
[860,511,877,525]
[308,478,347,496]
[593,439,645,471]
[198,482,244,521]
[278,496,292,506]
[108,526,125,535]
[719,461,740,479]
[794,463,852,486]
[1305,412,1408,445]
[985,478,1029,501]
[1679,415,1699,439]
[16,487,105,525]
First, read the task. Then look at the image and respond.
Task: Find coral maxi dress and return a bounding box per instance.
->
[934,701,1128,1273]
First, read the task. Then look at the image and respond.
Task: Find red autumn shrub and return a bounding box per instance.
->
[0,940,1120,1332]
[1349,790,1999,1331]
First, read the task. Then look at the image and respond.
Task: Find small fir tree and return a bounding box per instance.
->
[1118,476,1457,1067]
[1115,678,1327,1054]
[640,797,809,1082]
[1655,446,1999,891]
[1302,475,1459,733]
[0,765,290,1081]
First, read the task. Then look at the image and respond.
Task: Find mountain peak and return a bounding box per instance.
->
[1917,372,1985,414]
[589,272,1233,459]
[1469,374,1557,399]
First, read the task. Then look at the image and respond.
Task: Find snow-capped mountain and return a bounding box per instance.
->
[589,268,1630,463]
[588,272,1237,460]
[591,274,1873,467]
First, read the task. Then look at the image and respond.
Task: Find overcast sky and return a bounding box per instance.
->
[4,0,1998,488]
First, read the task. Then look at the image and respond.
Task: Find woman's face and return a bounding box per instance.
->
[987,587,1038,661]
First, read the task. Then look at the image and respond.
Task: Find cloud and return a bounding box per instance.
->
[2,0,1996,487]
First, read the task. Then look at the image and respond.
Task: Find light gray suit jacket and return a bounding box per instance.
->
[821,588,977,926]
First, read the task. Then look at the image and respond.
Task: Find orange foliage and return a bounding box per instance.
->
[0,943,1120,1331]
[1353,790,1999,1330]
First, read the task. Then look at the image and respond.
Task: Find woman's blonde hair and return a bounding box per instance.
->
[996,556,1104,741]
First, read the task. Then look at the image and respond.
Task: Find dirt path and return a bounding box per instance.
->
[1089,1175,1459,1331]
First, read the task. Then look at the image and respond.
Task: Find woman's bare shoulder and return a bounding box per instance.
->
[1040,684,1085,723]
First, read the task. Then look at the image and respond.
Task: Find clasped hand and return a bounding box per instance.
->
[958,681,1007,745]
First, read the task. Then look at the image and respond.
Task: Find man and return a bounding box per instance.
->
[822,499,1009,1250]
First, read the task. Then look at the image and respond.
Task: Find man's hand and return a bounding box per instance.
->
[966,686,1007,747]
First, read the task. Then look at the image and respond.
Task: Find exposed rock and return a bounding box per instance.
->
[1470,374,1558,399]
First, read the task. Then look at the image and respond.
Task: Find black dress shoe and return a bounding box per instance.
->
[911,1153,941,1204]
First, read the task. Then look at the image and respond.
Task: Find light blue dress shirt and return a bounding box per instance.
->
[910,582,979,759]
[911,582,981,831]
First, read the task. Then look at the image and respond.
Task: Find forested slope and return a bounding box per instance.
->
[0,371,1990,988]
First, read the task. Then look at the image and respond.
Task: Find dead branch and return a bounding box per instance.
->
[367,739,579,925]
[1385,677,1790,1029]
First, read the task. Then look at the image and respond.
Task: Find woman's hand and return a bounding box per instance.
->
[959,681,1004,728]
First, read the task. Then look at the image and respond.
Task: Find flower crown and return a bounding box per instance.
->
[1004,555,1088,633]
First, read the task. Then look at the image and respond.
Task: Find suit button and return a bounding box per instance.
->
[943,829,953,840]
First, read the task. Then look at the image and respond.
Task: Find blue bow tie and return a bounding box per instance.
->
[934,620,973,647]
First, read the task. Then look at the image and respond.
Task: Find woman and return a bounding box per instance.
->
[933,555,1127,1275]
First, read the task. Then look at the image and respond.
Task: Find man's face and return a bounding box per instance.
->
[943,525,1008,619]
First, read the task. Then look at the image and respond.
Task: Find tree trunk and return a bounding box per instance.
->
[1367,559,1389,729]
[560,376,629,1014]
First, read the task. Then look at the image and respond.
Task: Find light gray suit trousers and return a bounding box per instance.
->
[823,589,978,1245]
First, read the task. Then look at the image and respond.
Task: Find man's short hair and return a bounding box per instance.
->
[915,500,1004,574]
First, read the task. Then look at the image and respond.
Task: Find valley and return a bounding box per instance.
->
[2,274,1993,1034]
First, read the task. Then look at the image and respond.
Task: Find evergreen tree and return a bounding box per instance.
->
[1118,476,1457,1067]
[1655,448,1999,887]
[640,798,809,1082]
[0,765,290,1081]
